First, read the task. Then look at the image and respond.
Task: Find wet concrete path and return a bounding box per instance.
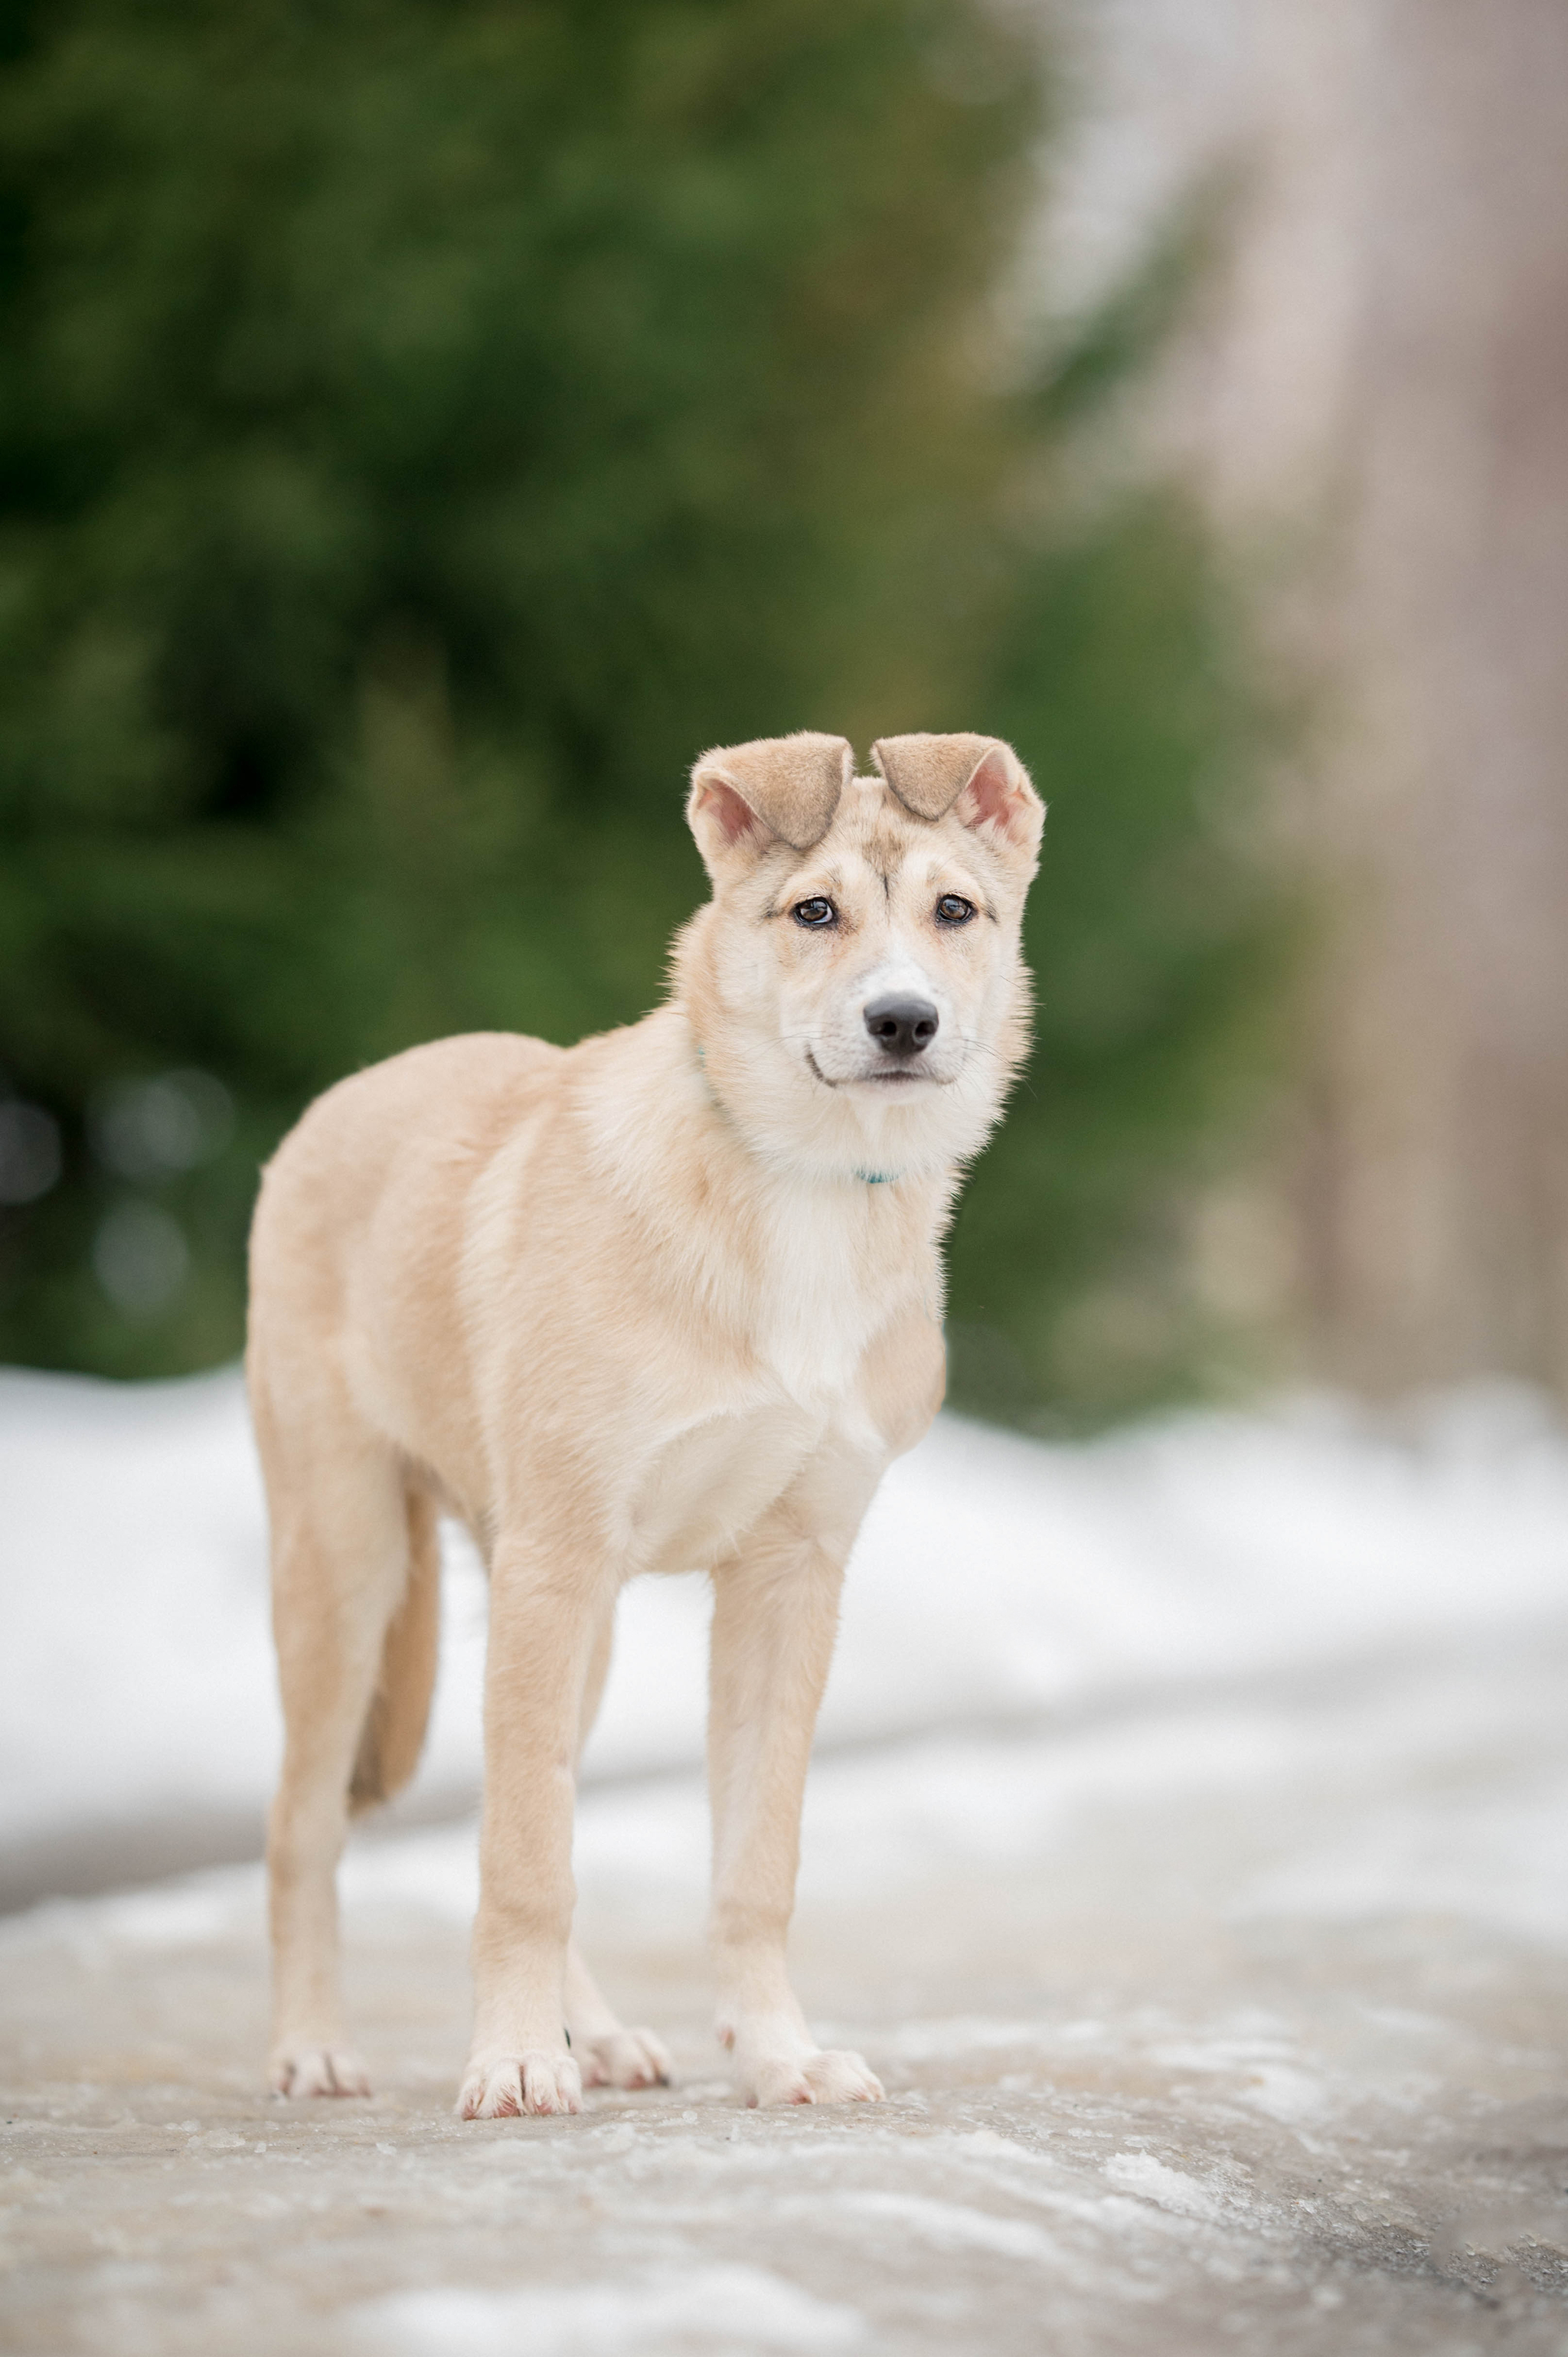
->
[5,1633,1568,2355]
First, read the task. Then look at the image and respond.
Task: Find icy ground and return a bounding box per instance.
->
[4,1372,1568,2352]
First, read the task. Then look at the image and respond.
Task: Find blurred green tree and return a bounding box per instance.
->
[0,0,1279,1420]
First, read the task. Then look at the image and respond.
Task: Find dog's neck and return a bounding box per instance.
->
[574,1002,957,1407]
[580,1003,959,1238]
[690,1036,909,1191]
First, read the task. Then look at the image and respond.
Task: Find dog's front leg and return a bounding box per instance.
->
[707,1506,884,2109]
[459,1535,609,2120]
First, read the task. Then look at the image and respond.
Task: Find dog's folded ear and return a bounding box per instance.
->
[687,732,854,873]
[871,733,1044,865]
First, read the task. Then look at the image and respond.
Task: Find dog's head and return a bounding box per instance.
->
[676,730,1044,1182]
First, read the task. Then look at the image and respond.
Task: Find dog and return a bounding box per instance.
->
[247,728,1043,2116]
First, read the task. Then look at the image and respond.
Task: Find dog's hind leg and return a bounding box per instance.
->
[256,1377,419,2100]
[562,1597,673,2092]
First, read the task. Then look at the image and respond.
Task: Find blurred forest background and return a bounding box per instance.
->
[2,0,1563,1427]
[0,0,1278,1427]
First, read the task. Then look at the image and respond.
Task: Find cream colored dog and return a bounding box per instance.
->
[247,729,1043,2117]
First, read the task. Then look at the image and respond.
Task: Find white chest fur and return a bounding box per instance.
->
[752,1173,898,1407]
[578,1020,929,1577]
[626,1399,823,1575]
[621,1179,907,1577]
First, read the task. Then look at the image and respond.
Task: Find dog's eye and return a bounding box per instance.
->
[792,897,837,929]
[935,893,975,925]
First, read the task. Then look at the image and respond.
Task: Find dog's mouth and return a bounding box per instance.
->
[805,1051,946,1091]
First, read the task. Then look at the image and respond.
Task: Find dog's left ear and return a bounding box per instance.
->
[687,731,854,876]
[871,733,1044,867]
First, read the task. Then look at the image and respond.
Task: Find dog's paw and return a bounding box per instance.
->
[574,2026,674,2091]
[746,2048,884,2109]
[270,2044,371,2099]
[458,2051,583,2120]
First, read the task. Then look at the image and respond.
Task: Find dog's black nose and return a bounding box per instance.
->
[864,995,939,1058]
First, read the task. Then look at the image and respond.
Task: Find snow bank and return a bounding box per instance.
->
[4,1364,1567,1853]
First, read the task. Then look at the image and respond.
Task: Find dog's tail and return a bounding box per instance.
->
[348,1486,441,1816]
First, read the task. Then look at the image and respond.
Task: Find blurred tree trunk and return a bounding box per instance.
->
[1054,0,1568,1397]
[1296,0,1568,1395]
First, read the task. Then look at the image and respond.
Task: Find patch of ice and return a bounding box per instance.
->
[1103,2152,1227,2221]
[1240,2067,1333,2125]
[1150,2035,1333,2124]
[833,2190,1062,2264]
[354,2265,864,2354]
[950,2128,1043,2162]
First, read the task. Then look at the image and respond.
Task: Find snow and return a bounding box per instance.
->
[6,1366,1568,2352]
[5,1363,1568,1855]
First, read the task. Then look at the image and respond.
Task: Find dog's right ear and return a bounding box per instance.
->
[687,732,854,877]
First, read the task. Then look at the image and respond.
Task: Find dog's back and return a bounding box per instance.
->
[250,1031,559,1334]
